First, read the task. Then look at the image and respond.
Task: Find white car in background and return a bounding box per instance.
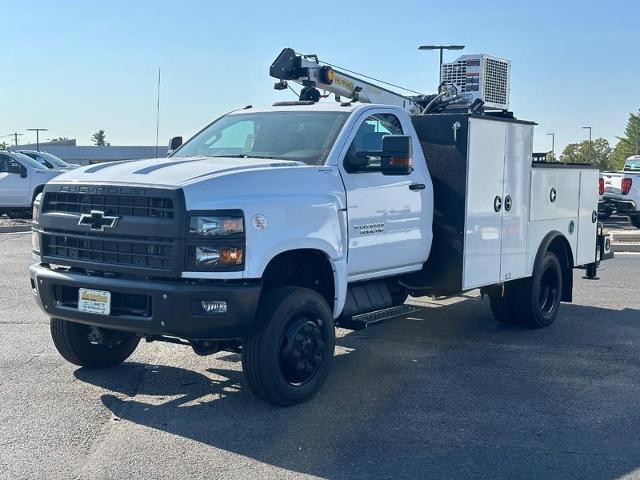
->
[16,150,80,171]
[0,151,62,218]
[602,155,640,228]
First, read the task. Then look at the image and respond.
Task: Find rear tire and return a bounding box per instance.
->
[630,216,640,229]
[242,287,335,406]
[50,318,140,368]
[514,252,563,328]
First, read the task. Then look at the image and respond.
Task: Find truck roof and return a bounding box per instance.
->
[229,102,392,115]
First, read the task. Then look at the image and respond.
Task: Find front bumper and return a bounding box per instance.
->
[29,264,261,340]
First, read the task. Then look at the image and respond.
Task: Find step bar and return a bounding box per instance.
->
[338,304,423,330]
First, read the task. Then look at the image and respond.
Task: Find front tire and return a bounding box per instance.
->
[50,318,140,368]
[242,287,335,406]
[514,252,563,328]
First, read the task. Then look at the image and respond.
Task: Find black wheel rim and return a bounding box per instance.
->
[279,313,325,386]
[538,266,559,315]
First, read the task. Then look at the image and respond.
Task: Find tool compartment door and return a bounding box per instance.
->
[576,169,599,266]
[462,118,507,290]
[499,122,532,282]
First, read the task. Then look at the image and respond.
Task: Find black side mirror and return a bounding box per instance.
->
[20,166,27,178]
[381,135,413,176]
[168,136,183,155]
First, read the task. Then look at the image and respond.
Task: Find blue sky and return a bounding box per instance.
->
[1,0,638,154]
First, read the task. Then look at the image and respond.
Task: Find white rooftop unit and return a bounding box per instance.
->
[441,54,511,110]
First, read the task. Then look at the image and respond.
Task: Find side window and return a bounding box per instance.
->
[7,158,23,175]
[0,155,8,173]
[344,114,403,173]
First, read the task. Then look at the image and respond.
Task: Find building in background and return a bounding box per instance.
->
[14,140,168,165]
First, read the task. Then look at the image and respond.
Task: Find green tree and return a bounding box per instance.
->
[91,129,107,146]
[609,110,640,171]
[559,138,612,170]
[546,151,557,162]
[0,141,8,150]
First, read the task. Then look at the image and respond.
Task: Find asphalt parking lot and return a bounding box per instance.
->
[2,233,640,480]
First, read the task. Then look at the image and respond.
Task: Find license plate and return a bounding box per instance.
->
[78,288,111,315]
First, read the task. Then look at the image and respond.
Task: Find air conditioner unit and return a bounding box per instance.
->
[441,54,511,110]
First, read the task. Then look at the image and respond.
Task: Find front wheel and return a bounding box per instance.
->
[242,287,335,406]
[514,252,563,328]
[50,318,140,368]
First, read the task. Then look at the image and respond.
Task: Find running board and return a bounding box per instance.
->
[337,304,423,330]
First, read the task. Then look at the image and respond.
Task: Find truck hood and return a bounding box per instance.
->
[49,156,303,187]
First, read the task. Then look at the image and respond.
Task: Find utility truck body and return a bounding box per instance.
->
[29,49,612,405]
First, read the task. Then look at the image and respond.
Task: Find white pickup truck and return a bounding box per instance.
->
[602,156,640,228]
[29,52,613,406]
[0,150,61,218]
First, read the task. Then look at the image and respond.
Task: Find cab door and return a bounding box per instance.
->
[339,111,428,280]
[0,153,30,207]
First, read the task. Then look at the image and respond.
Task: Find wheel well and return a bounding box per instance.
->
[32,185,45,204]
[544,235,574,302]
[261,249,335,311]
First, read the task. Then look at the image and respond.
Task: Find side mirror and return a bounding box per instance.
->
[20,166,27,178]
[381,135,413,176]
[168,136,183,155]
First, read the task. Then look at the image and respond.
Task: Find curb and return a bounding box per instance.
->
[613,243,640,253]
[610,231,640,243]
[0,225,32,234]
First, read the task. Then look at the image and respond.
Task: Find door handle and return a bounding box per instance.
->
[409,183,425,191]
[504,195,512,211]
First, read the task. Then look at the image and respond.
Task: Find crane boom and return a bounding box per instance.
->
[270,48,424,114]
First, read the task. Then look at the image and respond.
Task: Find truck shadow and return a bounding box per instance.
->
[75,298,640,479]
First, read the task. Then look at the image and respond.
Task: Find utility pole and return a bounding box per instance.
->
[582,126,592,165]
[546,133,555,159]
[27,128,48,152]
[418,45,465,84]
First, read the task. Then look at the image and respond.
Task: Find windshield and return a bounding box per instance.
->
[172,111,349,165]
[11,152,49,170]
[624,159,640,171]
[38,151,70,168]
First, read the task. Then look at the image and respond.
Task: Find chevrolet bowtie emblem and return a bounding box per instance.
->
[78,210,119,232]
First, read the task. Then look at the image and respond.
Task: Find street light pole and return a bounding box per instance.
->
[27,128,48,152]
[546,133,555,159]
[582,126,592,165]
[418,45,465,85]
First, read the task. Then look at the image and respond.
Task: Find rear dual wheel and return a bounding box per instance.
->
[489,251,563,329]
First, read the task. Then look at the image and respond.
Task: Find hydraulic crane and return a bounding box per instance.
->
[269,48,468,115]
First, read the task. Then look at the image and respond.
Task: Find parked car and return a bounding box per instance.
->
[16,150,80,171]
[602,156,640,228]
[0,151,62,218]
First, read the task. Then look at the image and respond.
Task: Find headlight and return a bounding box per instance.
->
[32,193,43,222]
[32,231,40,254]
[191,246,244,267]
[190,215,244,236]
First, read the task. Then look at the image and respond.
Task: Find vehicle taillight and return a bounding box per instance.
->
[622,177,633,195]
[598,178,605,195]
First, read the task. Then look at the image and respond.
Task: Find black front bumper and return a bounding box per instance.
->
[607,198,637,213]
[29,264,261,340]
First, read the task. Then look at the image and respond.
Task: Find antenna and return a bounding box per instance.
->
[155,67,161,158]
